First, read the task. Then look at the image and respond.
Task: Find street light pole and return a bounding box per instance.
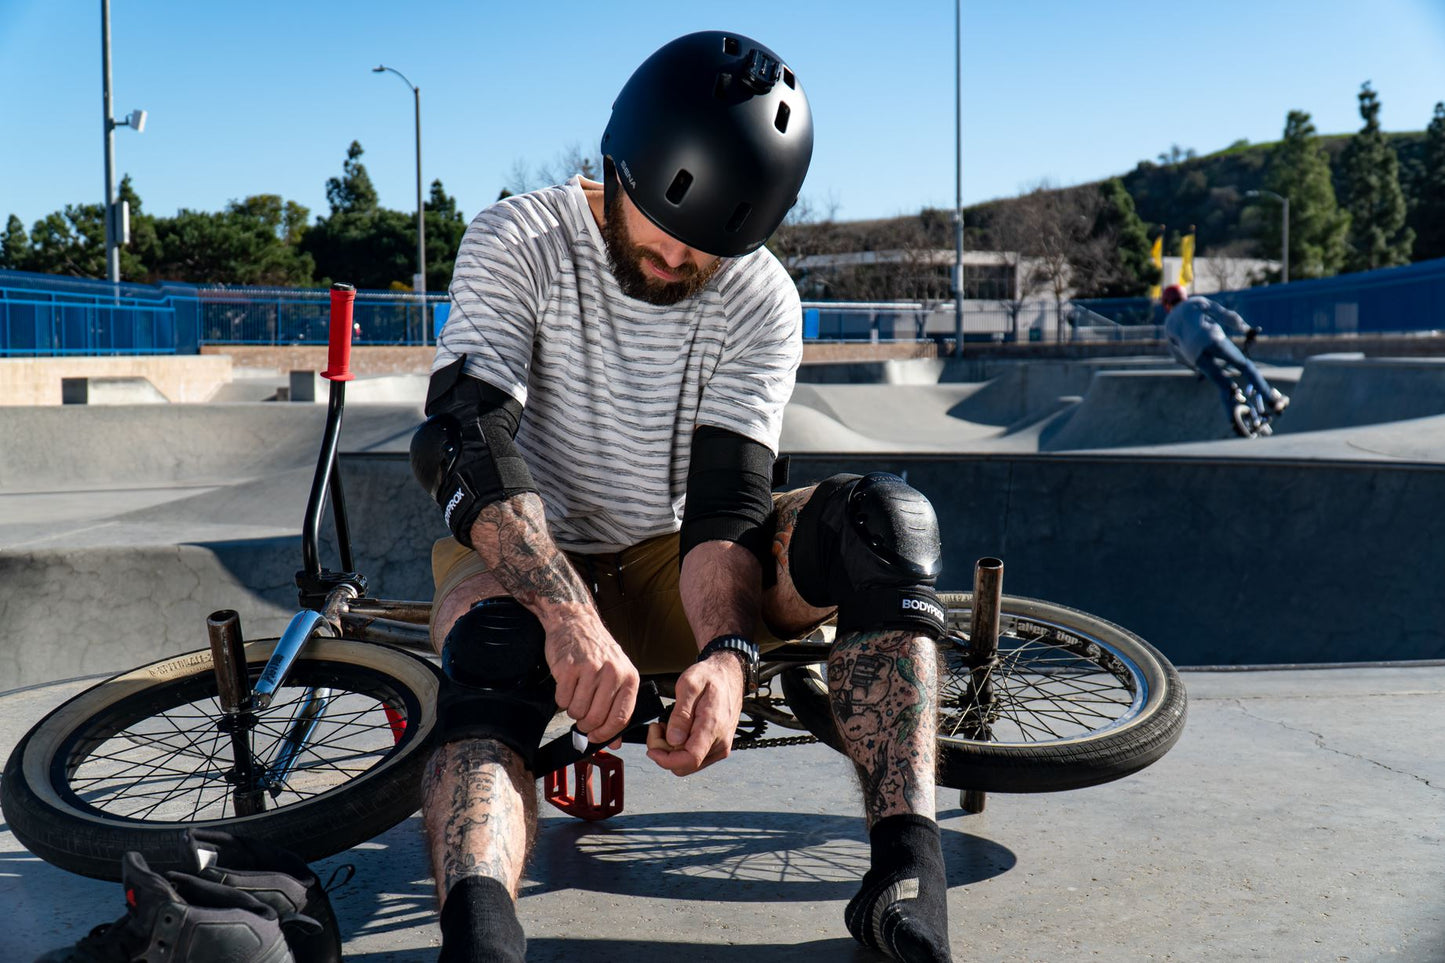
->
[1246,189,1289,283]
[374,65,427,340]
[100,0,146,284]
[952,0,964,358]
[101,0,117,282]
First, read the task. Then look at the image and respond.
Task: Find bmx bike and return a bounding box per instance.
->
[2,285,1188,882]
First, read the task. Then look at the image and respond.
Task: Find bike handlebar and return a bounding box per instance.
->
[323,283,356,382]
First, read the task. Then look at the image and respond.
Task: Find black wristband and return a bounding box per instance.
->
[697,634,759,692]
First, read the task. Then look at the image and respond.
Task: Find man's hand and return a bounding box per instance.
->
[646,652,746,776]
[545,622,639,746]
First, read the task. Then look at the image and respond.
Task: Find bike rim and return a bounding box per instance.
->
[938,608,1152,748]
[51,661,423,826]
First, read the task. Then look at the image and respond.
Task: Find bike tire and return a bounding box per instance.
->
[780,593,1187,793]
[2,637,442,881]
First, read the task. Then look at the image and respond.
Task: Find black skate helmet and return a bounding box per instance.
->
[601,30,814,258]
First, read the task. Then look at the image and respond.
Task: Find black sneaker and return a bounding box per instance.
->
[177,830,344,963]
[35,851,294,963]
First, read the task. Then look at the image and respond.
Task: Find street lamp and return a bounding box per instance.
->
[101,0,146,282]
[951,0,964,357]
[373,64,426,313]
[1245,189,1289,283]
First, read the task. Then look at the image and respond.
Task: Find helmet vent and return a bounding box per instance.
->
[665,169,693,205]
[723,36,741,56]
[774,102,791,133]
[782,67,795,89]
[725,203,752,233]
[713,72,732,100]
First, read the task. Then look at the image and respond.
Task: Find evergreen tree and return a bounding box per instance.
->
[148,195,314,286]
[324,141,379,215]
[423,178,467,292]
[1263,111,1350,279]
[1071,178,1159,297]
[1411,102,1445,262]
[2,215,31,270]
[1341,82,1414,271]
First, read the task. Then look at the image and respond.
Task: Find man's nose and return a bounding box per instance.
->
[653,236,690,269]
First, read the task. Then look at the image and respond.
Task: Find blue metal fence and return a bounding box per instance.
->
[6,257,1445,356]
[0,269,197,356]
[1076,256,1445,336]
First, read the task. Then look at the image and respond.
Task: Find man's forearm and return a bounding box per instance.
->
[466,492,597,631]
[679,540,761,649]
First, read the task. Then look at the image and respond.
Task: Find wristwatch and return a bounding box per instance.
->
[698,634,760,692]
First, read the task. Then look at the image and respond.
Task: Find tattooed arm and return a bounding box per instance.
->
[646,540,760,776]
[467,493,639,745]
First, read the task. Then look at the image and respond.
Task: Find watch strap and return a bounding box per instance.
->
[697,634,759,690]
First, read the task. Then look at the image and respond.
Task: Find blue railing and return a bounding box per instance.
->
[1076,256,1445,336]
[0,269,198,356]
[196,287,448,346]
[7,256,1445,356]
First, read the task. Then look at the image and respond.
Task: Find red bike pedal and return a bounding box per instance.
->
[543,750,624,820]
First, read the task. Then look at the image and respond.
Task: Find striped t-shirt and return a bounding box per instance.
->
[434,176,802,553]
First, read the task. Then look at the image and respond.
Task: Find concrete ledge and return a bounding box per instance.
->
[0,355,233,405]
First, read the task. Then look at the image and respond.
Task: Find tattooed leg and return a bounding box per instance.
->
[828,629,939,827]
[423,737,537,905]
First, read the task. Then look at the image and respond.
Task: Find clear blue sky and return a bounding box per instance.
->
[3,0,1444,233]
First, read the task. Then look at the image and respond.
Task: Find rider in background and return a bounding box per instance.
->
[1161,284,1289,434]
[412,31,954,963]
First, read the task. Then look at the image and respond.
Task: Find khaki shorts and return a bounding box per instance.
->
[431,531,823,676]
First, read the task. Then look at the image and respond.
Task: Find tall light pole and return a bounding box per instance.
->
[951,0,965,357]
[373,65,426,309]
[101,0,146,283]
[1246,189,1289,283]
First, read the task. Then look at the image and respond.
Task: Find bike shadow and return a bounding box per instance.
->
[342,937,870,963]
[521,808,1015,902]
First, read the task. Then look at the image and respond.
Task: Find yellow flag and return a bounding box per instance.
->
[1178,232,1196,287]
[1148,234,1164,300]
[1178,232,1196,288]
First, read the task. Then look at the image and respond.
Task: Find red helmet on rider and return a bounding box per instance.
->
[1161,284,1186,308]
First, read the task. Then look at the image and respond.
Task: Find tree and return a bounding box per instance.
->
[1071,178,1159,298]
[1410,102,1445,262]
[2,215,32,270]
[1263,111,1349,280]
[1012,183,1099,311]
[1341,82,1414,271]
[147,196,315,286]
[424,178,467,292]
[304,142,413,289]
[325,141,379,215]
[501,144,604,198]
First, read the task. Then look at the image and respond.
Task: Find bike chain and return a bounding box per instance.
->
[732,695,819,751]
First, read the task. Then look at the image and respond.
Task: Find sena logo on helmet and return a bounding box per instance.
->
[618,159,637,190]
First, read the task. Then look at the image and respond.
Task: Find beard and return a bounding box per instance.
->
[601,188,721,306]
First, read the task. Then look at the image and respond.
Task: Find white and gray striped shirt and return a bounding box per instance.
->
[434,176,802,553]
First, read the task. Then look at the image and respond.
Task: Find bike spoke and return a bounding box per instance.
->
[62,679,411,822]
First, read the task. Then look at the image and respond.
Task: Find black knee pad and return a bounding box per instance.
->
[791,473,946,638]
[438,597,558,771]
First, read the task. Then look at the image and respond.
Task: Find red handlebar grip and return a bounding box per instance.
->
[323,283,356,382]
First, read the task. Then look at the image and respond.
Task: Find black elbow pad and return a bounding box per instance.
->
[411,356,537,546]
[680,425,776,571]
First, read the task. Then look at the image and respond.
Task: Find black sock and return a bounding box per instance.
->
[438,876,526,963]
[844,814,952,963]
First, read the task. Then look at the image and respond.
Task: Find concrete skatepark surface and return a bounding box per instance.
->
[2,352,1444,960]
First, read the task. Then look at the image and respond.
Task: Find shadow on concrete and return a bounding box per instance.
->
[522,809,1014,903]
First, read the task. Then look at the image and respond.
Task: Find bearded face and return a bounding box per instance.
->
[600,184,722,306]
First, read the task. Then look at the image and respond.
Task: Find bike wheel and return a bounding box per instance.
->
[780,593,1187,793]
[2,637,442,880]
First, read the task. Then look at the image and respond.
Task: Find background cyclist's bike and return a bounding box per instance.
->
[2,285,1188,881]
